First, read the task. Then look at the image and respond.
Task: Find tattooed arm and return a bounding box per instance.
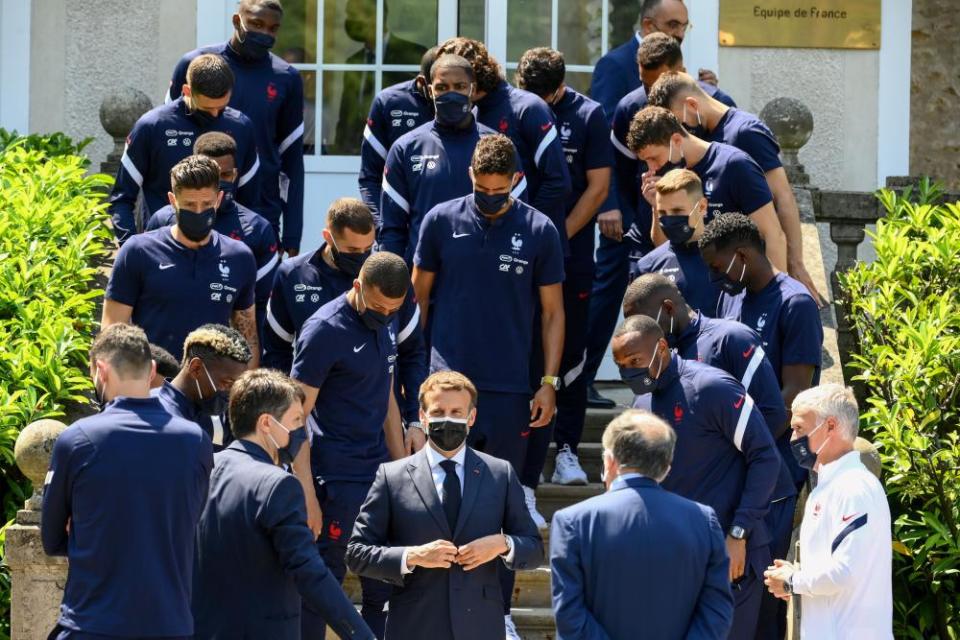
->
[232,305,261,369]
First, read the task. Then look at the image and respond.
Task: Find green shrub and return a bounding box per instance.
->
[840,179,960,639]
[0,132,111,640]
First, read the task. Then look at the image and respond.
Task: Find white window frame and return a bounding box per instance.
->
[0,0,32,133]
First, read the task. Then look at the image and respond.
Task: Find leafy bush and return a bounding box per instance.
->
[0,132,111,639]
[840,179,960,639]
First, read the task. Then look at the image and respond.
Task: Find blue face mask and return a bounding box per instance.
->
[236,17,275,59]
[268,417,308,467]
[358,282,396,331]
[660,214,695,246]
[619,344,664,396]
[195,361,228,418]
[473,190,511,216]
[433,91,472,127]
[219,180,235,203]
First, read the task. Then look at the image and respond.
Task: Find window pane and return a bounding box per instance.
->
[276,0,319,63]
[609,0,639,51]
[507,0,551,62]
[324,0,433,64]
[558,0,603,65]
[383,0,436,64]
[321,70,374,155]
[300,70,318,155]
[458,0,485,42]
[565,71,593,96]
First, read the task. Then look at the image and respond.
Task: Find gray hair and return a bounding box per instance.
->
[601,409,676,481]
[791,384,860,441]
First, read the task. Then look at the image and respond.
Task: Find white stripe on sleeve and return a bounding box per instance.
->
[266,300,294,344]
[381,177,410,213]
[397,305,420,343]
[363,124,388,159]
[238,154,261,187]
[278,122,305,155]
[120,146,144,186]
[733,394,756,451]
[740,346,766,391]
[610,130,634,159]
[534,124,558,166]
[256,252,280,281]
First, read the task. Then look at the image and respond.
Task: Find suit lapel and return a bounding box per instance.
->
[408,448,451,537]
[454,448,484,538]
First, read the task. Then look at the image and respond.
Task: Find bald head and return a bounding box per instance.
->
[639,0,689,43]
[602,409,676,481]
[623,273,688,318]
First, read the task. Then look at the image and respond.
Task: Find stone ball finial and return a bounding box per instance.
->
[14,419,67,489]
[854,437,882,480]
[99,87,153,140]
[760,97,814,152]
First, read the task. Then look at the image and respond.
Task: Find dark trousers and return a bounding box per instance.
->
[729,546,771,640]
[583,233,632,385]
[756,496,798,640]
[48,627,187,640]
[301,480,391,640]
[521,270,593,488]
[468,390,532,615]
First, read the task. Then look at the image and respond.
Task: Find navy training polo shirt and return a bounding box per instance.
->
[633,354,780,547]
[108,97,261,244]
[414,195,565,394]
[718,272,823,486]
[691,142,773,222]
[708,107,782,173]
[41,396,212,637]
[105,228,257,362]
[632,241,721,318]
[551,88,614,275]
[359,79,434,220]
[380,118,527,266]
[291,293,397,483]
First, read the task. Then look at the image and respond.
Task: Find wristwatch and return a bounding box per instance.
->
[783,574,794,596]
[540,375,560,390]
[728,525,747,540]
[404,421,423,433]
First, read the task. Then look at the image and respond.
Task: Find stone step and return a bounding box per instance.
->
[342,566,554,608]
[580,406,621,443]
[535,483,604,521]
[541,443,603,484]
[327,606,557,639]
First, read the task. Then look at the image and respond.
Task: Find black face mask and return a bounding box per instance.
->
[176,206,216,242]
[790,421,829,470]
[93,369,107,412]
[195,362,228,418]
[219,180,235,203]
[268,417,309,467]
[660,214,695,246]
[473,190,510,216]
[359,283,395,331]
[426,418,469,452]
[710,253,747,296]
[434,91,472,127]
[236,18,275,60]
[329,236,369,278]
[188,104,220,128]
[619,347,664,396]
[656,139,687,176]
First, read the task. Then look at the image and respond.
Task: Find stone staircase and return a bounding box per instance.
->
[335,385,631,640]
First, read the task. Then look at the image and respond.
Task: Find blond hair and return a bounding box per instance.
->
[655,168,703,200]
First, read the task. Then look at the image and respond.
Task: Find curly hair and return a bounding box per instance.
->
[182,324,253,368]
[637,32,683,70]
[626,106,685,153]
[437,37,503,94]
[471,133,517,176]
[515,47,565,98]
[697,213,765,254]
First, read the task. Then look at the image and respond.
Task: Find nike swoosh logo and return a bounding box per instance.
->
[353,344,366,353]
[159,263,175,270]
[841,513,859,522]
[743,344,756,359]
[452,232,470,238]
[520,430,531,437]
[733,395,745,409]
[540,123,552,131]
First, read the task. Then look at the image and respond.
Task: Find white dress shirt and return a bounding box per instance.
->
[400,444,515,574]
[794,450,893,639]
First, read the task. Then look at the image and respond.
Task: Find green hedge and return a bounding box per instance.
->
[0,130,110,639]
[840,180,960,639]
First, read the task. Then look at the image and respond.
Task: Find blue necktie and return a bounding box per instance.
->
[440,459,461,532]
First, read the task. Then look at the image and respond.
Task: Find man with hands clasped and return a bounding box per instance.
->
[346,371,544,640]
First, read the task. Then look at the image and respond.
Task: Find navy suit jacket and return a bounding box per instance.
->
[346,446,544,640]
[192,440,373,640]
[589,35,641,123]
[550,476,734,640]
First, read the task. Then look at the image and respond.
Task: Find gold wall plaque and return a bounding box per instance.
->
[719,0,881,49]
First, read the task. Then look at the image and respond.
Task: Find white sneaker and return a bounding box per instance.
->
[551,444,589,485]
[504,614,522,640]
[522,485,548,529]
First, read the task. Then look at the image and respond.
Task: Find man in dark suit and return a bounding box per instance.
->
[192,369,374,639]
[333,0,428,154]
[550,409,734,640]
[346,371,544,640]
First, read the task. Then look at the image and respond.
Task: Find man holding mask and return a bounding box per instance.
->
[110,54,261,243]
[346,371,543,640]
[380,54,526,265]
[168,0,305,256]
[192,369,374,639]
[292,252,422,639]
